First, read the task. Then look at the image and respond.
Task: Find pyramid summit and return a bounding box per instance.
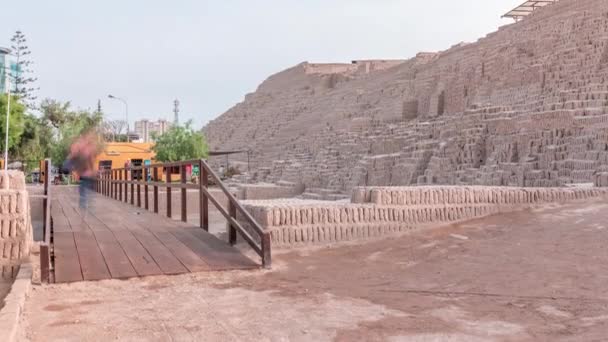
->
[204,0,608,194]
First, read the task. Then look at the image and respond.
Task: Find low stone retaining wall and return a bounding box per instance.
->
[0,172,32,279]
[0,264,32,342]
[241,186,608,249]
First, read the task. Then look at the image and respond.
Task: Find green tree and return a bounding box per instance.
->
[39,99,71,128]
[10,31,38,107]
[37,99,103,167]
[0,94,26,153]
[152,121,208,162]
[13,113,53,169]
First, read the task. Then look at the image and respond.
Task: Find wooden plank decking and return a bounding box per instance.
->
[51,187,258,283]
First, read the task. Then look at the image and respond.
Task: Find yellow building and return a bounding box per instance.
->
[94,142,185,182]
[95,142,155,172]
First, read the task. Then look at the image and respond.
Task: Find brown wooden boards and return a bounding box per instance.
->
[53,232,83,283]
[72,231,111,281]
[50,187,259,283]
[93,230,138,279]
[112,230,162,276]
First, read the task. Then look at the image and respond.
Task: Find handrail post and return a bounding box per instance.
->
[41,158,52,283]
[180,164,187,222]
[42,159,51,244]
[262,232,272,269]
[137,168,141,207]
[153,167,159,213]
[119,169,123,201]
[130,168,135,205]
[115,170,119,200]
[199,160,208,231]
[110,170,113,198]
[165,167,172,218]
[228,200,237,245]
[124,169,128,203]
[40,243,50,283]
[144,166,149,210]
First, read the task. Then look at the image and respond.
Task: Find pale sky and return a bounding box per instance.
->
[1,0,523,128]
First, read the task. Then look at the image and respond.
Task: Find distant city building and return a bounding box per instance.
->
[134,119,172,143]
[0,47,19,94]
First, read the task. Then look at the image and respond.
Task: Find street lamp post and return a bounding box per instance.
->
[4,73,10,177]
[1,47,14,189]
[108,95,129,142]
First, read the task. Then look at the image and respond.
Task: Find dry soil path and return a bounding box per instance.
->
[20,198,608,341]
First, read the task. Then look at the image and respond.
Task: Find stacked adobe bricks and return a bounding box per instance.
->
[204,0,608,196]
[0,172,32,278]
[240,186,608,248]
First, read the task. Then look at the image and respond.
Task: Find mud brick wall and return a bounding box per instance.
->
[205,0,608,196]
[0,172,32,279]
[241,186,608,249]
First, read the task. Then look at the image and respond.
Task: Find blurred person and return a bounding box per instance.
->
[68,130,99,216]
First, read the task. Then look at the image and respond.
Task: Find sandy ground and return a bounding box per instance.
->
[20,198,608,341]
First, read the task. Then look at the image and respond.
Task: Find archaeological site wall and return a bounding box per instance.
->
[205,0,608,195]
[0,172,32,278]
[240,186,608,249]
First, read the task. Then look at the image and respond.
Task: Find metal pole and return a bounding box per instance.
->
[4,74,10,189]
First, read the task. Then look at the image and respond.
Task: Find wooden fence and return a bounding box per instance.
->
[31,159,52,282]
[95,159,271,268]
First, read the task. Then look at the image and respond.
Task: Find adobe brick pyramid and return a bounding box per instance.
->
[204,0,608,194]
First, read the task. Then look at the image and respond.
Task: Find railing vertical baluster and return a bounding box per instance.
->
[228,200,237,245]
[124,169,128,203]
[166,167,172,218]
[130,168,134,205]
[153,167,159,213]
[119,169,123,201]
[115,170,119,200]
[42,159,51,244]
[40,243,50,283]
[137,168,141,207]
[262,232,272,269]
[181,165,187,222]
[144,166,149,210]
[200,160,208,231]
[40,158,52,283]
[114,170,117,200]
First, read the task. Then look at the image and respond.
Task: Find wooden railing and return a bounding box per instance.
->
[95,159,271,268]
[32,159,52,283]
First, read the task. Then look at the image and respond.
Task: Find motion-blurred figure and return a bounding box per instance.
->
[68,130,99,215]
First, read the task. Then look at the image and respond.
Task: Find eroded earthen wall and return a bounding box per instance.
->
[205,0,608,194]
[241,186,608,249]
[0,172,32,278]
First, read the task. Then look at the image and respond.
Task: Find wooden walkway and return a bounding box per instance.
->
[51,187,258,283]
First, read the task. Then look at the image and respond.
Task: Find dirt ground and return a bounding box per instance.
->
[20,198,608,341]
[0,278,13,311]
